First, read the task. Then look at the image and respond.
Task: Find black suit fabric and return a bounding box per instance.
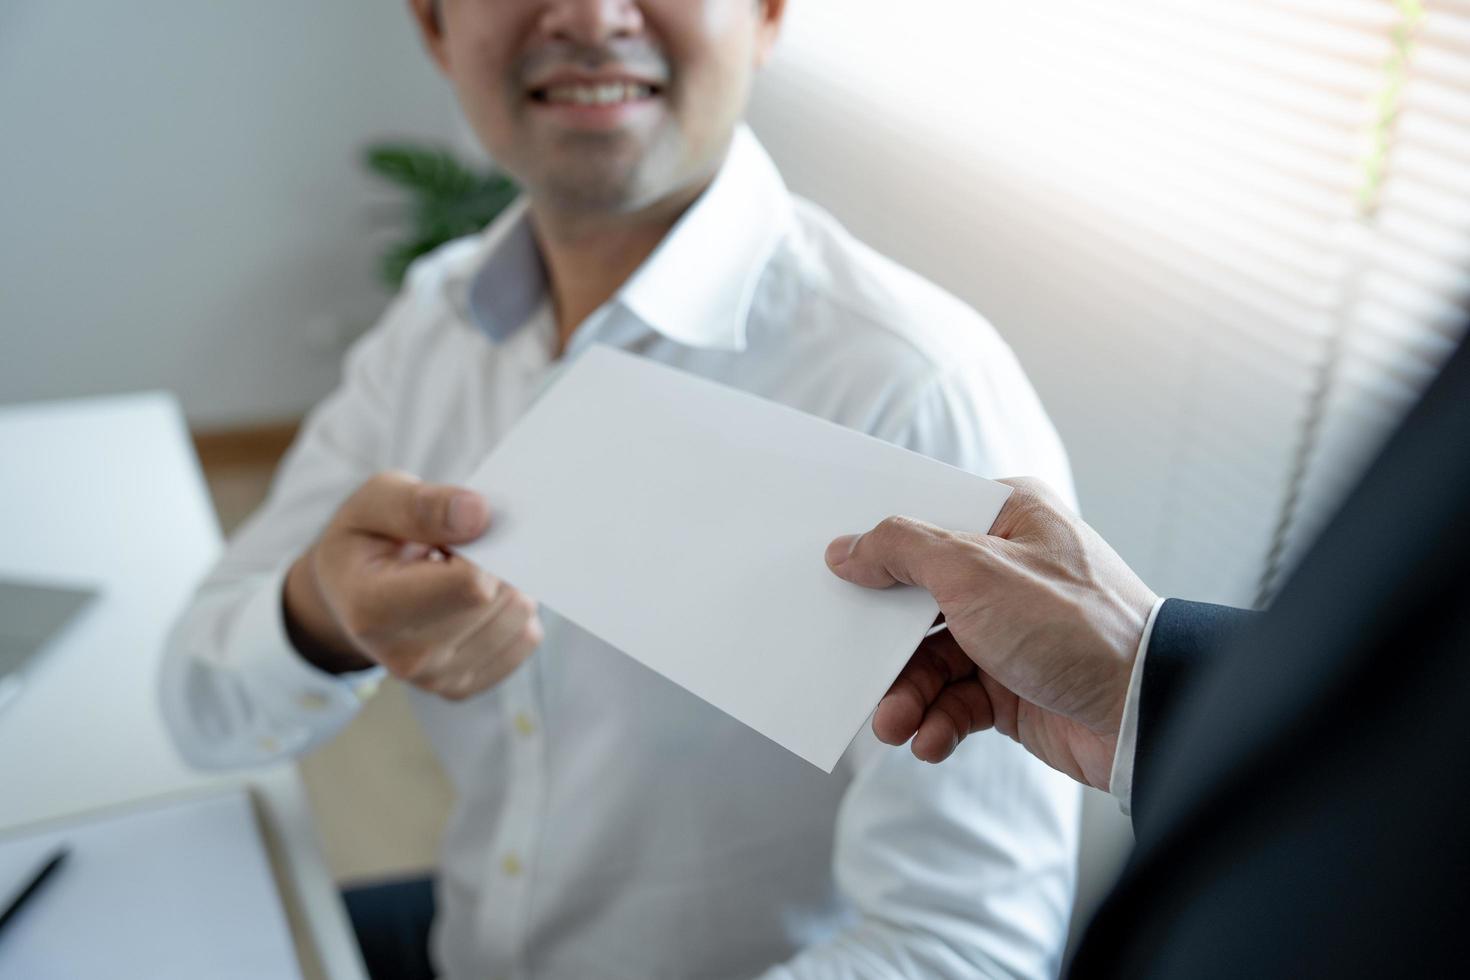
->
[1131,600,1256,823]
[1069,332,1470,979]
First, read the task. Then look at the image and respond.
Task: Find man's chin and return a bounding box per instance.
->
[516,127,685,213]
[534,159,671,215]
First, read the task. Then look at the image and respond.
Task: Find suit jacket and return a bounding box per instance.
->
[1069,328,1470,978]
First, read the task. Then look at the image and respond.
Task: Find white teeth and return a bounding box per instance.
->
[543,83,654,106]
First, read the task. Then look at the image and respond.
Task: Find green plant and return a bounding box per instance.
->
[364,142,519,289]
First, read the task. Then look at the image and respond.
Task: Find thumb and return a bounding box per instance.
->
[341,471,490,545]
[825,516,960,592]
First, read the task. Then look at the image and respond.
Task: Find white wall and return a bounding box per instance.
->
[0,1,456,428]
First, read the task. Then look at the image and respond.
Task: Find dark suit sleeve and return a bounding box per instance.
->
[1132,599,1257,823]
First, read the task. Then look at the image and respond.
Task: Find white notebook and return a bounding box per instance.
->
[0,790,301,979]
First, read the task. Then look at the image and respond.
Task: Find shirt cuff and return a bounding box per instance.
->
[1109,596,1166,815]
[228,567,384,754]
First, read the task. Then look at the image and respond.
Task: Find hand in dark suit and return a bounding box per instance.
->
[828,330,1470,977]
[824,477,1158,792]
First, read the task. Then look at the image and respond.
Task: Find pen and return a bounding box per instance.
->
[0,846,69,939]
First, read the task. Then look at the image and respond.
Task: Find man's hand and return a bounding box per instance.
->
[825,478,1158,792]
[283,471,543,701]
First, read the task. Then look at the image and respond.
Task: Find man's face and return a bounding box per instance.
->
[414,0,785,215]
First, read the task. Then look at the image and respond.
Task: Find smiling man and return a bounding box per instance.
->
[161,2,1081,978]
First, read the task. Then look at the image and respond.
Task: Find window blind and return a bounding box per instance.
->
[748,0,1468,606]
[1265,0,1470,595]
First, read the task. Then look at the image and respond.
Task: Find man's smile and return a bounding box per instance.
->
[526,70,667,129]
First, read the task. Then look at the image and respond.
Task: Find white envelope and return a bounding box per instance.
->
[458,346,1012,772]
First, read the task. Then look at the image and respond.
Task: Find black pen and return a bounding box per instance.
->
[0,847,69,938]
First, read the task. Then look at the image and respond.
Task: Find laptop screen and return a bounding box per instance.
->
[0,580,97,678]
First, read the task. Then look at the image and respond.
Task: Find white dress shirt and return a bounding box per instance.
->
[162,128,1082,980]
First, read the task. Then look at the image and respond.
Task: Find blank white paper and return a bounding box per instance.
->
[0,790,301,979]
[458,346,1012,772]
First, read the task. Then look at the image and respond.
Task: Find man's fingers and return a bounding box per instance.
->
[455,608,545,696]
[871,630,1001,763]
[350,570,541,694]
[339,471,489,546]
[911,678,995,763]
[978,670,1021,742]
[425,591,542,697]
[459,589,541,663]
[872,630,979,745]
[341,555,500,646]
[989,476,1077,539]
[826,516,970,592]
[996,476,1054,498]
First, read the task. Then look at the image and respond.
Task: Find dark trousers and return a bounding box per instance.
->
[343,876,437,980]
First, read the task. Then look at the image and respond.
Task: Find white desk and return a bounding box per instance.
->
[0,392,366,980]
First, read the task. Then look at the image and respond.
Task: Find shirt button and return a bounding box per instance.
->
[513,712,537,737]
[501,853,523,878]
[258,736,279,753]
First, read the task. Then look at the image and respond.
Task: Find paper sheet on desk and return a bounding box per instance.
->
[458,346,1013,773]
[0,790,300,979]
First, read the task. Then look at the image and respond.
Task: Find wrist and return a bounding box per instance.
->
[283,552,375,674]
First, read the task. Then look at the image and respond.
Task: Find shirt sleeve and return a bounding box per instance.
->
[758,359,1083,979]
[157,297,413,771]
[1109,597,1167,815]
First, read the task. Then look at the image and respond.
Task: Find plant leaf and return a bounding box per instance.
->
[365,144,479,197]
[364,142,520,290]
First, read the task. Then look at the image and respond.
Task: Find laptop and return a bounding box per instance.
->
[0,580,97,715]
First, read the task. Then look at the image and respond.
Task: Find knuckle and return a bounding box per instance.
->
[380,641,435,679]
[346,471,417,533]
[876,515,911,534]
[1009,477,1050,508]
[876,515,948,553]
[478,575,505,606]
[448,567,494,608]
[872,515,917,545]
[508,590,538,620]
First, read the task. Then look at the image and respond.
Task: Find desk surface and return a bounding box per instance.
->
[0,393,366,980]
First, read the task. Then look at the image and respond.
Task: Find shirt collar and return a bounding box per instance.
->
[459,125,793,353]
